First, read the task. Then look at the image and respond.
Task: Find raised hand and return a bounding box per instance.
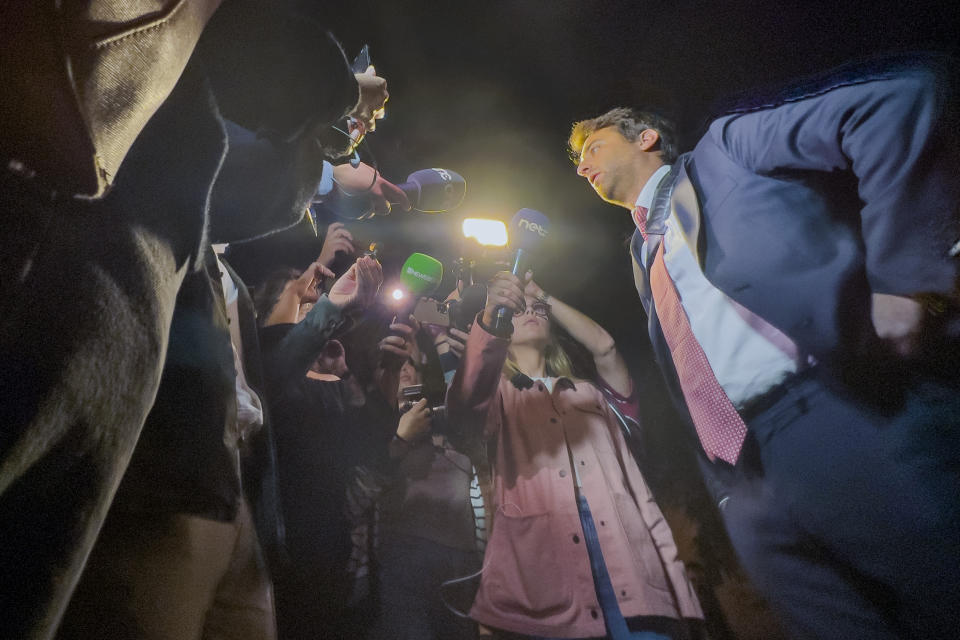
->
[318,222,355,266]
[396,398,431,443]
[524,272,546,301]
[379,315,420,359]
[435,327,469,358]
[351,65,388,134]
[482,271,527,326]
[292,261,335,303]
[328,255,382,311]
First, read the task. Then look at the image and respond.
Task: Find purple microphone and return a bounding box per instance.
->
[397,168,466,213]
[493,208,551,332]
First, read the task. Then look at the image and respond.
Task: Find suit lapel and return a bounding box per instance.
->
[670,171,703,266]
[645,158,703,268]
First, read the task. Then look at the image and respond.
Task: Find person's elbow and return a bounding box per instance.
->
[593,333,617,360]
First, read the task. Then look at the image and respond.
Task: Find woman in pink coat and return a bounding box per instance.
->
[447,271,703,640]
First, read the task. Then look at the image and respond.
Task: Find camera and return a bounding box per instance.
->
[400,384,447,424]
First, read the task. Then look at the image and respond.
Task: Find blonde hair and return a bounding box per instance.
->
[503,333,575,380]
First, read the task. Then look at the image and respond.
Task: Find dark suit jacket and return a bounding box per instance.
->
[630,56,959,491]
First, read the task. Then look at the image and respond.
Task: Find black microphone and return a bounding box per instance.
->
[396,168,466,213]
[492,209,550,333]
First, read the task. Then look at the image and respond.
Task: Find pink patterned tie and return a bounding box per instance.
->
[635,205,747,465]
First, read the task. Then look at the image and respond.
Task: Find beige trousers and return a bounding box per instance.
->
[58,499,276,640]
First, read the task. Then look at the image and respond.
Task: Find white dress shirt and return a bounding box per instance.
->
[635,166,802,406]
[214,252,264,440]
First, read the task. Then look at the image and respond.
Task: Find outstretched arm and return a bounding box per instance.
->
[447,272,523,436]
[269,256,382,381]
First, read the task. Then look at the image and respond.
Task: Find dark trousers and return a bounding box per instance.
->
[722,373,960,640]
[369,532,480,640]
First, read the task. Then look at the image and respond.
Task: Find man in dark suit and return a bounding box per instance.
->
[568,55,960,639]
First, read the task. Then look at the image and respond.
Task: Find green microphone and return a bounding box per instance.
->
[382,253,443,369]
[395,252,444,325]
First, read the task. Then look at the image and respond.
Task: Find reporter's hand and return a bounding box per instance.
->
[328,255,382,311]
[318,222,354,266]
[379,316,419,359]
[332,162,411,215]
[524,273,546,300]
[293,262,335,303]
[482,271,527,326]
[435,327,469,358]
[397,398,431,442]
[351,66,388,133]
[872,293,925,357]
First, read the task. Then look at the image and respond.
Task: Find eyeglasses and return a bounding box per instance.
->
[522,301,551,318]
[328,116,376,166]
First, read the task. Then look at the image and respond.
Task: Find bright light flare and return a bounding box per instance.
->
[391,288,405,301]
[462,218,508,247]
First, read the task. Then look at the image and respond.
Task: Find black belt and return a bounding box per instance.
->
[737,365,820,423]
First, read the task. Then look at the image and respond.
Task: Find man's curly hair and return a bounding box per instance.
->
[568,107,679,165]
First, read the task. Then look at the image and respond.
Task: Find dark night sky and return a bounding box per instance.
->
[295,0,958,379]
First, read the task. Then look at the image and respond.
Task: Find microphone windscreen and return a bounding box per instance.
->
[509,208,550,252]
[400,168,466,213]
[399,252,444,297]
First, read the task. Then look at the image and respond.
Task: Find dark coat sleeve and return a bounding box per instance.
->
[446,320,510,438]
[262,296,346,386]
[710,60,959,299]
[206,120,328,244]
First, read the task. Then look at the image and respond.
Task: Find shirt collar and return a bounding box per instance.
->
[634,164,672,216]
[213,251,239,305]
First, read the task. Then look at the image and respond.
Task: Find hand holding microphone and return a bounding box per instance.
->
[326,165,465,219]
[332,162,410,216]
[491,208,550,332]
[379,252,443,371]
[393,252,444,325]
[482,271,527,332]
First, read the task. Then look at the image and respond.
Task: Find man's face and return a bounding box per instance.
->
[576,126,644,206]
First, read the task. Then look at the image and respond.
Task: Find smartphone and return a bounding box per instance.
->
[351,45,371,73]
[412,298,450,327]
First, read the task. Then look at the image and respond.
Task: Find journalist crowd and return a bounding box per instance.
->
[2,3,959,640]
